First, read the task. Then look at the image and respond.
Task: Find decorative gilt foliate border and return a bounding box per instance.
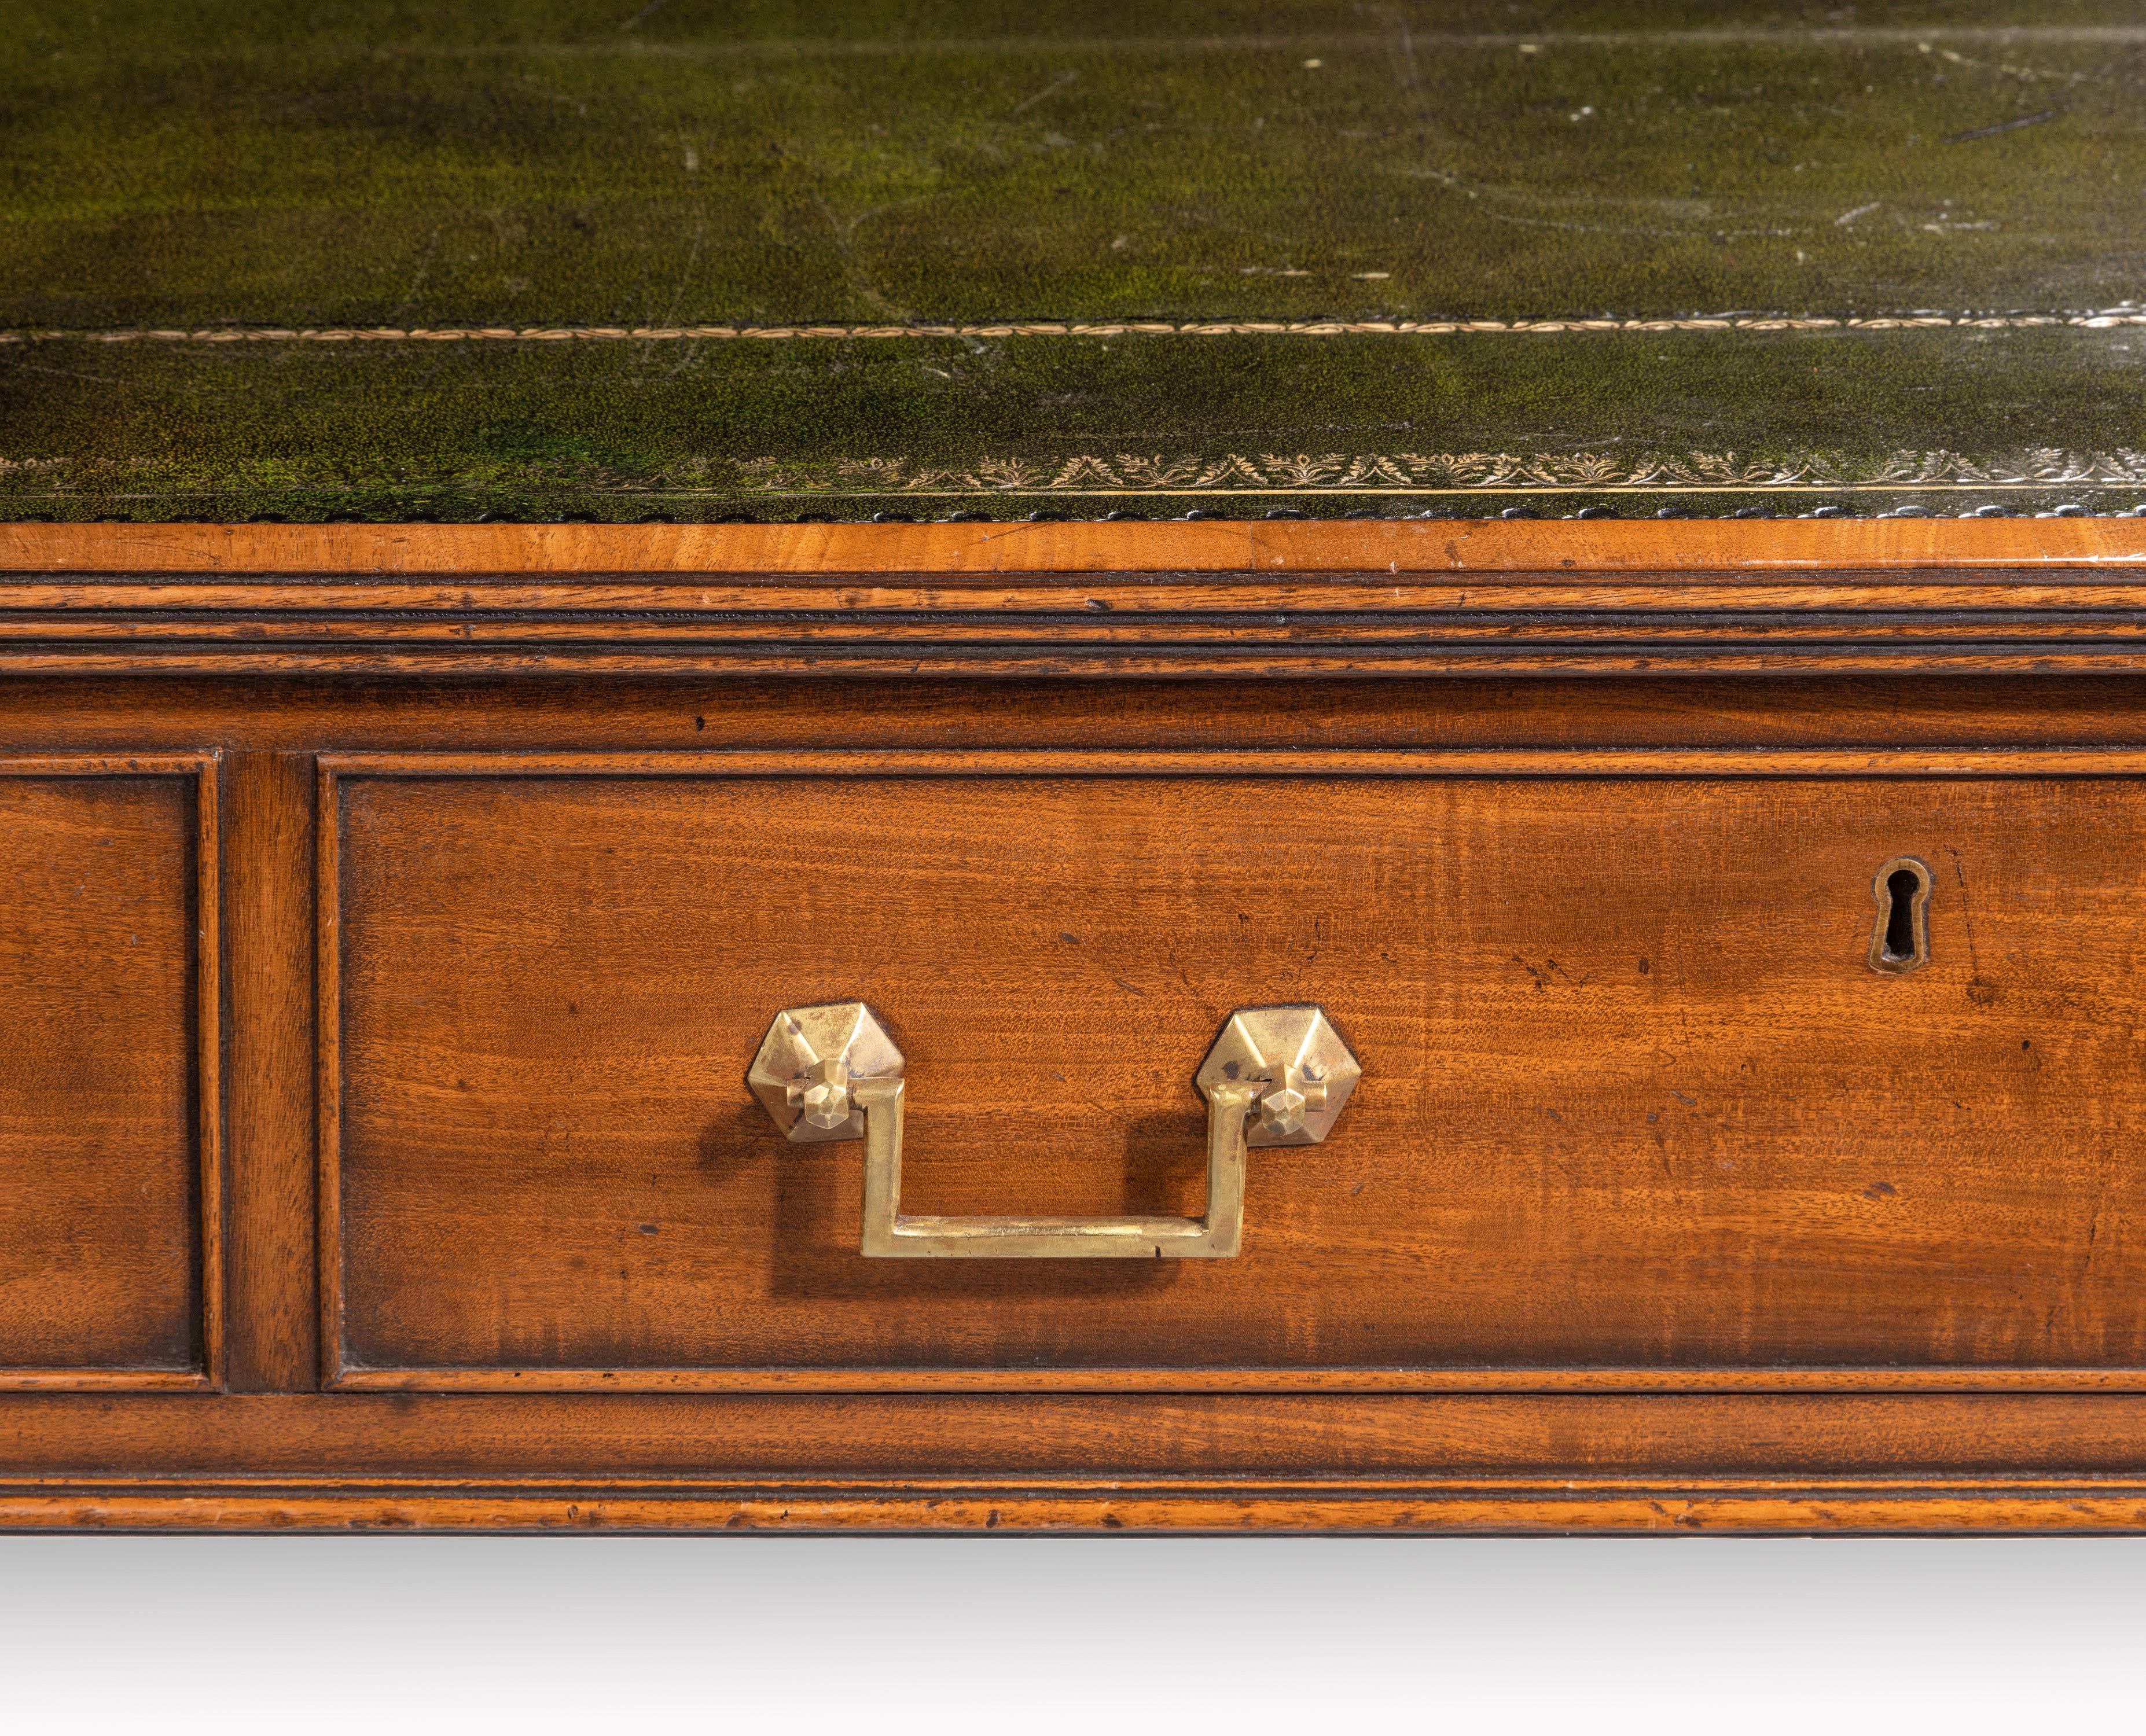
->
[736,448,2146,498]
[10,320,2145,506]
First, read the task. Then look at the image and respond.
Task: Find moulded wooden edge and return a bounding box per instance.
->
[27,650,2146,678]
[328,1366,2146,1394]
[198,753,223,1389]
[6,520,2146,575]
[13,534,2146,674]
[6,1477,2146,1533]
[11,579,2146,608]
[316,746,2146,781]
[315,760,343,1389]
[0,752,222,1389]
[0,1371,214,1392]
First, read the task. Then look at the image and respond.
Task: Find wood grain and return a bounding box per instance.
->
[221,754,317,1391]
[5,1478,2144,1534]
[7,527,2146,1526]
[326,1366,2146,1394]
[7,1385,2146,1531]
[0,755,218,1385]
[28,650,2146,678]
[9,1393,2146,1476]
[9,527,2146,675]
[8,677,2146,757]
[6,521,2146,576]
[324,746,2146,778]
[321,749,2146,1388]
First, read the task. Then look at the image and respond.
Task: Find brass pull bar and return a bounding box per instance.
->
[748,1003,1360,1259]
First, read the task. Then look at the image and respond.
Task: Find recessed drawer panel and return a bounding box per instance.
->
[0,758,216,1385]
[322,751,2146,1390]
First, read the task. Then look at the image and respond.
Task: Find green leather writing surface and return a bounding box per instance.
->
[3,2,2141,519]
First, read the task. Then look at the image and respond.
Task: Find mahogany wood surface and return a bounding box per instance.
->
[5,524,2146,1529]
[8,520,2145,574]
[323,751,2146,1387]
[0,757,217,1387]
[10,1392,2146,1476]
[222,753,318,1393]
[5,522,2146,678]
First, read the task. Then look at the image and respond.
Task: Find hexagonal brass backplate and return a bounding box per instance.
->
[747,1001,905,1144]
[1195,1005,1361,1147]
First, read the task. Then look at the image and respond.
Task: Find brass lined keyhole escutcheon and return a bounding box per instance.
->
[1869,856,1932,975]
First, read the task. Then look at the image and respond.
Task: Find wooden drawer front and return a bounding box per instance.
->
[0,758,216,1386]
[323,751,2146,1392]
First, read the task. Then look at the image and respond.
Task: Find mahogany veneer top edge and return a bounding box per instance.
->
[6,520,2146,576]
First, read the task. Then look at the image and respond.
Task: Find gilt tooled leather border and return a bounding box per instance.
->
[8,314,2145,520]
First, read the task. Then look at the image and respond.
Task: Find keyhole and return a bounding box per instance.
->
[1883,870,1918,957]
[1869,857,1931,974]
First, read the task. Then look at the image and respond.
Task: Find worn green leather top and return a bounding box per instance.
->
[4,1,2142,520]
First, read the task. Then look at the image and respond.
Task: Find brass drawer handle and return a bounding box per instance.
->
[748,1003,1361,1258]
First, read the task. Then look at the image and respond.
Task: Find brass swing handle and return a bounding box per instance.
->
[748,1002,1361,1259]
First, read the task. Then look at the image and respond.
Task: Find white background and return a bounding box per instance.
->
[0,1536,2138,1731]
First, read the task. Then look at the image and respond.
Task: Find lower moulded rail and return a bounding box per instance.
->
[6,1477,2146,1533]
[324,1366,2146,1393]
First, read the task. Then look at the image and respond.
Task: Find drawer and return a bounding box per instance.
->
[322,748,2146,1390]
[0,756,218,1386]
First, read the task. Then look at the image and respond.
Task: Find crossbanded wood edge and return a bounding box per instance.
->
[5,520,2146,576]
